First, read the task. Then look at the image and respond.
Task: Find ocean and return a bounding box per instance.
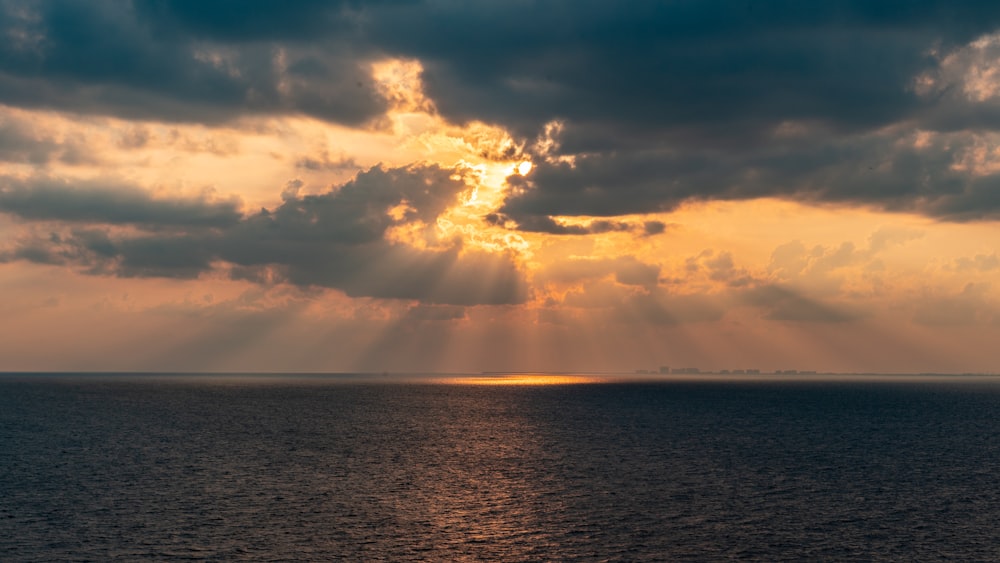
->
[2,374,1000,561]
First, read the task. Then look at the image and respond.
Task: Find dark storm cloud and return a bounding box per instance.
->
[4,164,528,305]
[500,152,723,218]
[371,1,1000,140]
[235,164,465,244]
[6,1,1000,221]
[212,165,528,304]
[0,226,215,278]
[106,233,216,279]
[365,1,1000,223]
[8,1,999,132]
[499,130,1000,222]
[134,0,362,42]
[0,176,242,227]
[0,0,385,124]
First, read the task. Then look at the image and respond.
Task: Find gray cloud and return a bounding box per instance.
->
[499,130,1000,224]
[372,2,1000,140]
[0,118,61,164]
[295,150,359,172]
[868,226,925,254]
[685,250,755,287]
[373,1,1000,225]
[741,285,861,323]
[642,221,668,236]
[618,291,725,325]
[0,227,214,278]
[0,0,386,125]
[3,164,528,305]
[0,113,102,165]
[537,256,660,289]
[953,253,1000,273]
[403,304,466,322]
[133,0,368,42]
[913,283,998,326]
[556,279,724,325]
[0,176,243,228]
[8,1,999,136]
[5,1,1000,224]
[483,212,635,236]
[613,259,660,288]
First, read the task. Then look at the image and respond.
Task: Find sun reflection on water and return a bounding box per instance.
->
[435,374,608,385]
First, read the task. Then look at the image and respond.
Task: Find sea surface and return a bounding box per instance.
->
[2,373,1000,561]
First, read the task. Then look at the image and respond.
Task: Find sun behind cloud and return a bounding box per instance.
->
[0,3,999,374]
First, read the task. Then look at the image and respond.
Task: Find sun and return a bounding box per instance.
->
[517,161,533,175]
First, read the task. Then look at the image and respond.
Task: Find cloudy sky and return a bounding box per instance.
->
[2,1,1000,373]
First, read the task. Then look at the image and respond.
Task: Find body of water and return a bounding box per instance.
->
[2,374,1000,561]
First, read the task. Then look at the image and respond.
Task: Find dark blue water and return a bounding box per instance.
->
[3,375,1000,561]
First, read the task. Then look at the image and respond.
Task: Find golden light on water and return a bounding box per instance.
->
[437,374,608,385]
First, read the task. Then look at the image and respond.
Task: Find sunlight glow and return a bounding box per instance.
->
[435,374,609,385]
[4,42,1000,376]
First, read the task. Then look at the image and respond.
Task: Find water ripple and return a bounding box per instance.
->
[2,377,1000,560]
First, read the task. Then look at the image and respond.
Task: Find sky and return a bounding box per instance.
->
[2,1,1000,374]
